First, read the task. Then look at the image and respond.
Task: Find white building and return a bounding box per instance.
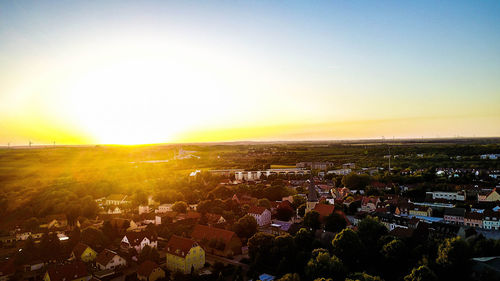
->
[426,191,465,201]
[155,204,173,213]
[96,249,127,270]
[247,206,272,226]
[139,205,150,214]
[121,231,158,253]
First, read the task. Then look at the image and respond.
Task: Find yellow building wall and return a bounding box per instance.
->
[166,246,205,274]
[80,248,97,262]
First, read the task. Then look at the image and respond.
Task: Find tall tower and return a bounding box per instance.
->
[306,170,318,213]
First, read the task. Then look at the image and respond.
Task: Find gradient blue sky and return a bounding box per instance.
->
[1,1,499,144]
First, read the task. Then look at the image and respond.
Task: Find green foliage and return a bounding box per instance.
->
[305,249,345,280]
[277,273,300,281]
[324,212,347,233]
[346,272,383,281]
[297,203,306,217]
[342,173,371,190]
[436,237,470,271]
[172,201,188,213]
[292,195,307,209]
[332,229,363,270]
[303,211,321,230]
[233,214,258,240]
[403,265,437,281]
[258,198,272,209]
[276,204,295,221]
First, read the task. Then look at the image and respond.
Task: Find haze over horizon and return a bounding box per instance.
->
[1,0,500,145]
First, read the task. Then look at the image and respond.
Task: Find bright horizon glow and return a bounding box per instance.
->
[1,1,500,145]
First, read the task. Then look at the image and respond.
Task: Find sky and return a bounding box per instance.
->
[1,0,499,145]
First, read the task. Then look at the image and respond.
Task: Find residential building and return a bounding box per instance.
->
[105,194,130,206]
[43,261,91,281]
[121,231,158,253]
[408,205,433,217]
[248,206,271,226]
[139,205,150,214]
[360,197,380,213]
[190,224,242,257]
[165,235,205,274]
[137,261,165,281]
[426,191,465,201]
[478,189,500,202]
[444,208,466,225]
[483,210,500,230]
[464,212,483,228]
[156,204,173,213]
[96,249,127,270]
[71,243,97,262]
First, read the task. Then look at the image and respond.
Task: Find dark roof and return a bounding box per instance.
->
[444,208,466,217]
[166,235,199,258]
[465,212,484,220]
[72,243,93,259]
[96,249,121,266]
[389,227,414,238]
[308,178,318,202]
[45,261,89,281]
[124,231,157,246]
[137,261,160,277]
[313,204,335,218]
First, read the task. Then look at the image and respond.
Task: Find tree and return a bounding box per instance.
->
[292,195,306,210]
[277,273,300,281]
[381,239,408,279]
[297,204,306,217]
[404,265,437,281]
[357,216,387,248]
[346,272,383,281]
[276,204,295,221]
[135,191,148,205]
[23,217,39,232]
[436,237,470,277]
[172,201,188,213]
[342,173,370,190]
[305,250,345,280]
[303,211,321,230]
[258,198,272,209]
[248,232,275,269]
[233,215,258,240]
[331,229,363,270]
[324,212,347,233]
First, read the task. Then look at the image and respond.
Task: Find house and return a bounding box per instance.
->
[139,205,150,214]
[464,212,484,228]
[190,225,242,257]
[360,197,380,213]
[478,189,500,202]
[165,235,205,274]
[121,231,158,253]
[71,243,97,262]
[40,214,68,230]
[444,208,466,225]
[483,210,500,230]
[43,261,91,281]
[156,204,173,213]
[137,261,165,281]
[205,213,226,226]
[248,206,271,226]
[105,194,130,206]
[313,204,335,221]
[107,206,122,214]
[96,249,126,270]
[408,205,432,217]
[16,231,32,241]
[395,203,410,216]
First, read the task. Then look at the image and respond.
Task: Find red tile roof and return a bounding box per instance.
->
[191,224,237,244]
[45,261,89,281]
[137,260,160,277]
[248,206,268,215]
[313,204,335,218]
[166,235,199,258]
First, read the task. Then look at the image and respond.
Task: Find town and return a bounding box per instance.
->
[0,140,499,281]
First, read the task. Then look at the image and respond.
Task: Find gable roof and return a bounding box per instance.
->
[72,243,93,259]
[389,227,414,238]
[465,212,484,220]
[124,231,157,246]
[96,249,121,266]
[137,260,160,277]
[248,206,268,215]
[313,204,335,218]
[166,235,199,258]
[191,224,237,244]
[46,261,89,281]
